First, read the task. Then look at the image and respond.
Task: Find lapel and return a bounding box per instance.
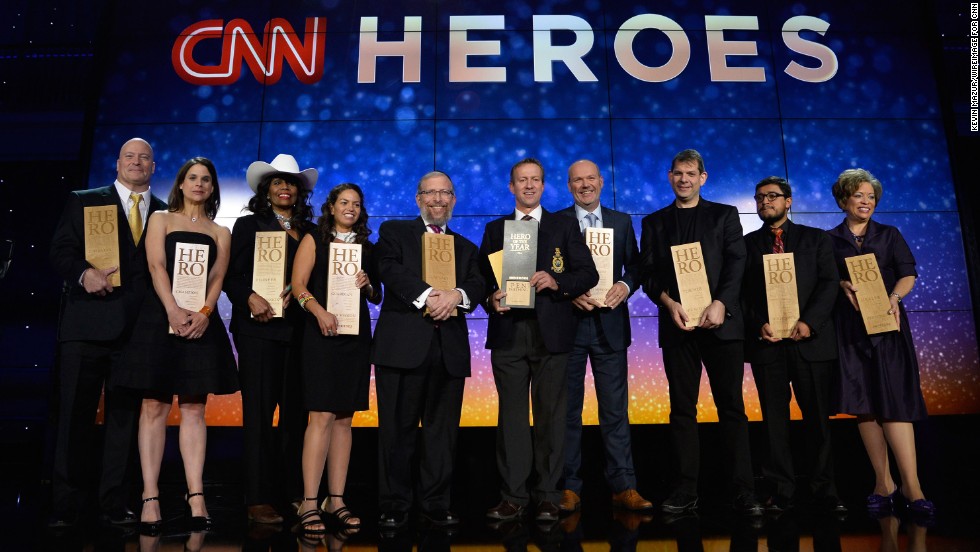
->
[693,199,711,243]
[665,203,680,245]
[781,219,799,253]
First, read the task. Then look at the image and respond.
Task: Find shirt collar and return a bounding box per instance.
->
[514,205,543,222]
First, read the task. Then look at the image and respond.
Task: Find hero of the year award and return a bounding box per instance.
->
[762,252,800,338]
[84,205,122,287]
[422,232,457,317]
[251,231,288,318]
[326,242,362,335]
[170,241,209,334]
[845,253,899,334]
[501,219,538,308]
[585,227,614,307]
[670,242,711,328]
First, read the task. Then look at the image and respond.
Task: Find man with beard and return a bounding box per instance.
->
[371,171,485,528]
[741,176,846,515]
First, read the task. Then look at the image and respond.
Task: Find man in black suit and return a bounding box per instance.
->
[556,160,652,513]
[638,149,761,516]
[480,158,598,523]
[741,176,846,514]
[48,137,167,526]
[372,171,485,528]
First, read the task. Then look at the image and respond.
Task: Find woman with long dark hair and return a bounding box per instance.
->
[117,157,238,534]
[290,183,380,535]
[224,154,317,524]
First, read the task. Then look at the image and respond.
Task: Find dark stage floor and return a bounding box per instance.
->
[3,419,980,551]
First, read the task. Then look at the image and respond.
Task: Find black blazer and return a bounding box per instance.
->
[555,205,641,351]
[639,199,746,345]
[370,218,485,377]
[224,213,311,341]
[741,219,839,363]
[479,208,599,354]
[50,185,167,342]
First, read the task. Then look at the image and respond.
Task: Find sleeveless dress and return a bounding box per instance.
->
[117,231,239,396]
[299,238,376,411]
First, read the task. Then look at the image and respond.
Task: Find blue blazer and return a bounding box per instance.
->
[555,205,640,351]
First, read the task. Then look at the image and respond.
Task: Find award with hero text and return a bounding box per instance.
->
[422,232,457,317]
[763,252,800,338]
[844,253,899,334]
[327,242,362,335]
[585,227,614,307]
[170,241,209,334]
[252,231,288,318]
[670,242,711,327]
[501,220,537,308]
[84,205,121,287]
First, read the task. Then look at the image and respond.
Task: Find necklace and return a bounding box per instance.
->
[274,212,292,230]
[334,230,355,243]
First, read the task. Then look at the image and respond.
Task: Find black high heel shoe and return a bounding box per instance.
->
[184,492,213,530]
[139,496,163,535]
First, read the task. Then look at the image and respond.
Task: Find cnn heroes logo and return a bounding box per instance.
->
[172,13,837,86]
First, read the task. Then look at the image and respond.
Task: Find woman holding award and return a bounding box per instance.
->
[291,183,380,534]
[827,168,934,518]
[118,157,238,533]
[224,154,317,525]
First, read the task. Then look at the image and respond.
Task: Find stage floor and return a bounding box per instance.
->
[5,419,979,551]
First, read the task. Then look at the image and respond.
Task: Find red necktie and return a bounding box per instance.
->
[772,227,784,254]
[428,224,442,234]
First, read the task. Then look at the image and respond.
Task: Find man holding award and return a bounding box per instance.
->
[741,176,846,515]
[371,171,485,528]
[638,149,760,516]
[555,160,652,513]
[48,137,166,526]
[480,158,598,523]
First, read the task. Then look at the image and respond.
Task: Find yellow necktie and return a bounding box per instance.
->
[129,192,143,242]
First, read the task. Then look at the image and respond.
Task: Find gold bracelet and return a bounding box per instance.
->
[199,305,213,317]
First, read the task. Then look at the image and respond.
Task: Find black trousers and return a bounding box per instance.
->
[662,334,754,497]
[751,344,837,499]
[376,330,465,513]
[491,318,568,505]
[52,340,140,515]
[234,333,306,506]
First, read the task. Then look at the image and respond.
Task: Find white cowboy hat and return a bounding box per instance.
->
[246,154,318,193]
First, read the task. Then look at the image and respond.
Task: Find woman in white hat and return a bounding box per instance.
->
[224,154,317,525]
[291,183,381,535]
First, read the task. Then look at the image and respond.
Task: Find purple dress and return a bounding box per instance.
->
[827,219,927,421]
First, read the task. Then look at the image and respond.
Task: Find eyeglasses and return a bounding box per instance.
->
[754,192,787,203]
[418,189,455,198]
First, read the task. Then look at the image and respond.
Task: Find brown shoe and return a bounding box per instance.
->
[486,500,525,520]
[612,489,653,511]
[560,490,581,512]
[247,504,284,524]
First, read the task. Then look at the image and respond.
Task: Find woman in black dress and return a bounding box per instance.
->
[827,168,934,517]
[224,154,317,524]
[120,157,238,533]
[291,183,380,534]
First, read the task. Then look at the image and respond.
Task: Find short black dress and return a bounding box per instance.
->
[117,231,239,396]
[300,237,376,412]
[827,219,927,421]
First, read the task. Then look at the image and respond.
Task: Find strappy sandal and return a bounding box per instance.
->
[184,491,212,530]
[139,496,163,535]
[294,498,327,535]
[320,494,361,528]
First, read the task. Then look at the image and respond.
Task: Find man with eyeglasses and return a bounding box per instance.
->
[555,160,652,514]
[741,176,847,515]
[371,171,485,528]
[480,158,598,523]
[638,149,761,516]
